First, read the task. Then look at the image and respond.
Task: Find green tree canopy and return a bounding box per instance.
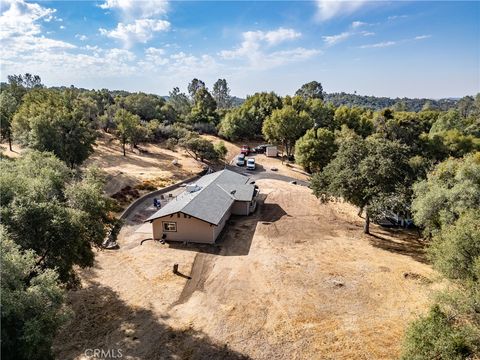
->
[334,105,373,137]
[0,151,115,285]
[305,98,336,130]
[118,92,166,121]
[187,87,218,125]
[114,108,141,156]
[295,81,324,100]
[1,230,70,360]
[294,128,337,173]
[179,133,218,162]
[218,92,283,140]
[412,152,480,236]
[262,105,313,157]
[12,89,96,167]
[187,78,206,99]
[212,79,232,109]
[311,134,411,233]
[0,90,18,151]
[167,87,191,118]
[402,153,480,359]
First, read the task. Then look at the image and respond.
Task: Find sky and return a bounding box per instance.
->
[0,0,479,98]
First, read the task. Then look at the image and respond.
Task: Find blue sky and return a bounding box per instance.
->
[0,0,478,98]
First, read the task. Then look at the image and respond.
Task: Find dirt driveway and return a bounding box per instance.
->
[54,180,438,360]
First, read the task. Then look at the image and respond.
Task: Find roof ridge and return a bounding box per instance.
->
[215,184,237,200]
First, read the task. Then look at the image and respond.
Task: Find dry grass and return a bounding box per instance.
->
[0,142,23,158]
[54,179,438,360]
[85,133,205,195]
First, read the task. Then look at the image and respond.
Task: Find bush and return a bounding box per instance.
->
[214,141,228,161]
[192,122,218,135]
[165,138,178,151]
[401,305,478,360]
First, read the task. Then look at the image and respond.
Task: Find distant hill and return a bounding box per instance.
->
[324,92,459,112]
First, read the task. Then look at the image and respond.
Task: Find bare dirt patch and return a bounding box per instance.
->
[54,179,437,359]
[86,133,205,196]
[0,142,23,158]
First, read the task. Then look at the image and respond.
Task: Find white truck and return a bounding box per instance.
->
[265,146,278,157]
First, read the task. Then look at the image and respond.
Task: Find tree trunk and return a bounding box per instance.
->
[8,134,12,151]
[364,210,370,234]
[122,140,126,156]
[357,206,364,217]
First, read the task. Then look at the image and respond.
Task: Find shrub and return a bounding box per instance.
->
[401,305,478,360]
[165,138,178,151]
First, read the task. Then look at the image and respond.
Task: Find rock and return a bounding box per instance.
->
[332,280,344,288]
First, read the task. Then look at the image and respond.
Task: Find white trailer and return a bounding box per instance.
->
[265,146,277,157]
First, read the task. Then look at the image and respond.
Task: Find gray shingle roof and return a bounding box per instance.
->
[145,169,254,225]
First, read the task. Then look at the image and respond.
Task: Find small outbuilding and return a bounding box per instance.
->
[265,146,278,157]
[145,169,258,244]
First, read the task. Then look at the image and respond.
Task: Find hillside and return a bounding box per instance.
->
[324,92,460,111]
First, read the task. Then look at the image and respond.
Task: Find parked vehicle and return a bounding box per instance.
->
[246,158,256,170]
[240,145,250,155]
[236,153,246,166]
[265,146,278,157]
[253,144,271,154]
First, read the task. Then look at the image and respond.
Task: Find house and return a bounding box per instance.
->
[145,169,258,244]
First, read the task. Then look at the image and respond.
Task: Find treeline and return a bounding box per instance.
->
[324,92,463,112]
[1,75,235,166]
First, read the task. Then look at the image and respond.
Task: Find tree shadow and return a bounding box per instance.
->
[53,280,250,360]
[367,226,428,263]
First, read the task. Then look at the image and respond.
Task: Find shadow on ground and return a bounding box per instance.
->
[367,226,427,263]
[164,194,288,257]
[53,280,250,360]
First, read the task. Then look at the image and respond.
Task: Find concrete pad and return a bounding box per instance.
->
[135,222,152,234]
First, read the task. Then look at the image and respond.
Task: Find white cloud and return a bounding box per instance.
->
[351,21,367,28]
[415,35,431,40]
[75,34,88,41]
[315,0,368,21]
[220,27,301,60]
[263,28,301,45]
[220,28,319,70]
[388,15,408,20]
[0,0,76,62]
[100,19,170,47]
[142,47,168,66]
[99,0,171,47]
[362,31,375,36]
[359,41,396,49]
[99,0,169,18]
[0,0,56,39]
[322,31,352,46]
[59,25,65,29]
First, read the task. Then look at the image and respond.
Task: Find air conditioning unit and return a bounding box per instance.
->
[186,184,201,193]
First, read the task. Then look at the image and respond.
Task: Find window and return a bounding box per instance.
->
[163,222,177,232]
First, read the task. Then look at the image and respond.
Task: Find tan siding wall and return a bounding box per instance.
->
[152,213,214,244]
[231,201,249,215]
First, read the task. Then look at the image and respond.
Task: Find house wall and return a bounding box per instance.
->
[231,201,250,216]
[152,213,214,244]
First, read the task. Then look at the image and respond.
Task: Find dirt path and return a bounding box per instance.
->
[171,253,217,308]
